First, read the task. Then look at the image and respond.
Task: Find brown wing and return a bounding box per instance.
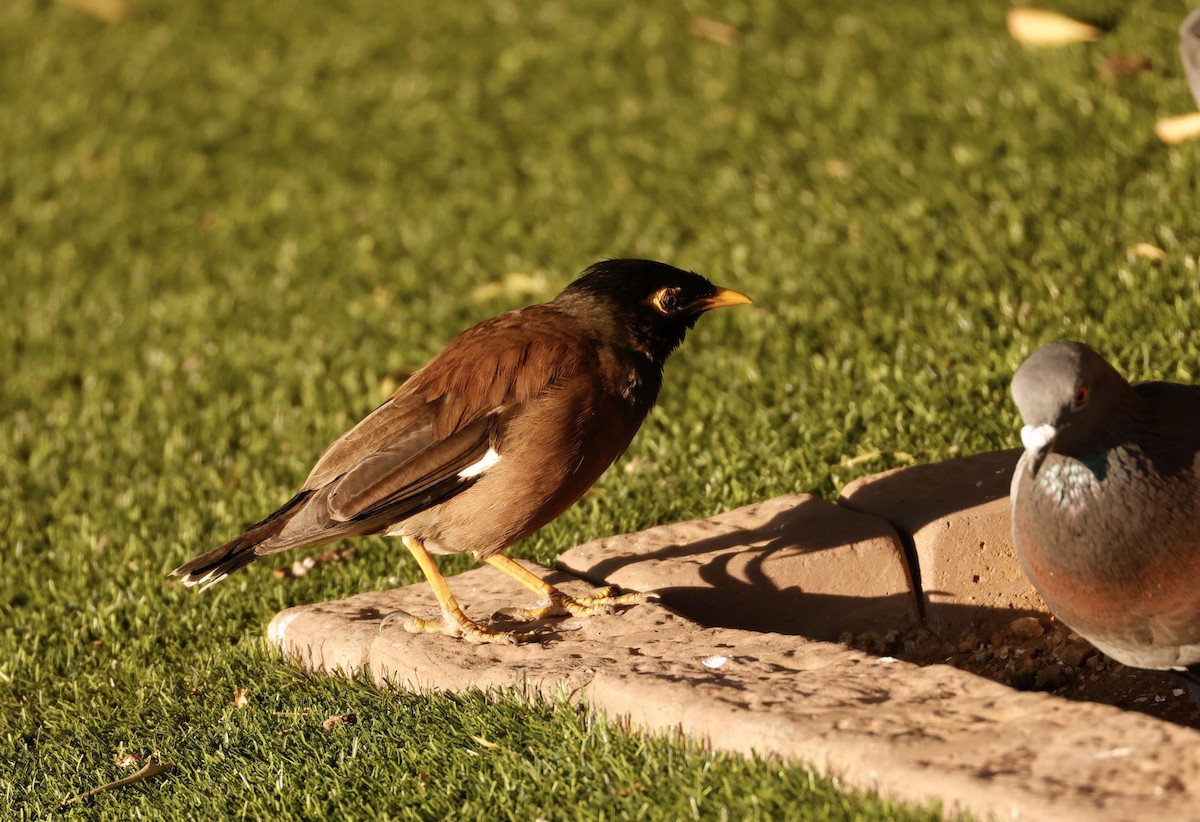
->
[301,304,594,524]
[408,304,595,439]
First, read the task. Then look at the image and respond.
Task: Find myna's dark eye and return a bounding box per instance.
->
[651,287,682,315]
[1072,383,1089,409]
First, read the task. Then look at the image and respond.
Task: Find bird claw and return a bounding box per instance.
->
[378,609,538,644]
[567,588,650,612]
[559,588,649,616]
[378,609,438,635]
[496,588,650,622]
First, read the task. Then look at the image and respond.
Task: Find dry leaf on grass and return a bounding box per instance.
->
[1126,242,1167,263]
[56,0,129,23]
[61,756,173,808]
[1006,8,1101,47]
[1156,112,1200,145]
[469,734,506,751]
[840,450,917,468]
[272,547,356,580]
[470,272,550,302]
[622,456,654,475]
[232,688,249,709]
[1096,54,1152,82]
[322,713,358,730]
[825,159,851,180]
[689,17,740,46]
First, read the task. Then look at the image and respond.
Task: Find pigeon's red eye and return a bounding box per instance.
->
[1072,384,1089,408]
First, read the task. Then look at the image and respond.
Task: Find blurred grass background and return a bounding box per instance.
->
[2,0,1199,817]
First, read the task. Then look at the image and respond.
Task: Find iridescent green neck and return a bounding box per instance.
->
[1035,453,1105,515]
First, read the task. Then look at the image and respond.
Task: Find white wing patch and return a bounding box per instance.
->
[458,447,501,479]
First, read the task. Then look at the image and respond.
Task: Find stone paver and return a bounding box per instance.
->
[268,562,1200,822]
[555,494,919,641]
[839,449,1048,636]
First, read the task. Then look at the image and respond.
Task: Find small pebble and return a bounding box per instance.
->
[957,633,981,653]
[1009,616,1044,640]
[1035,664,1067,690]
[1060,642,1096,668]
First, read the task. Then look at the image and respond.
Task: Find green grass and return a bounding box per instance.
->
[3,0,1199,817]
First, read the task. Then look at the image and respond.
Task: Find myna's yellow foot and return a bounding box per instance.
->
[496,588,649,622]
[485,554,651,622]
[379,608,537,644]
[391,537,538,643]
[567,587,652,612]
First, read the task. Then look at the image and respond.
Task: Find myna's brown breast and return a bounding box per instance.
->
[392,349,655,557]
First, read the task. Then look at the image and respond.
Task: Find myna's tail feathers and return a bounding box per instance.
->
[171,491,313,590]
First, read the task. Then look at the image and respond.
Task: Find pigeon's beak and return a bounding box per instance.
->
[1021,423,1057,477]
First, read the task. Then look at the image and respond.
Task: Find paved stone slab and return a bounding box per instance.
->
[269,563,1200,822]
[839,449,1048,636]
[555,494,919,641]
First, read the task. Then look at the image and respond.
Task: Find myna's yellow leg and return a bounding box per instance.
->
[484,553,647,621]
[381,537,536,644]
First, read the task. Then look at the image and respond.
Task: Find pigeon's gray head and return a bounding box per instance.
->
[1011,341,1130,476]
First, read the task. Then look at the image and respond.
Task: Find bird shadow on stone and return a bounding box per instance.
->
[560,496,923,642]
[574,497,888,578]
[560,487,1057,646]
[836,449,1019,539]
[837,448,1022,613]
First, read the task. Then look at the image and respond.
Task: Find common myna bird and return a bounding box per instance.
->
[173,259,751,642]
[1010,341,1200,705]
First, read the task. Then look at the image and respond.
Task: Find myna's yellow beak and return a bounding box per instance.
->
[694,287,752,311]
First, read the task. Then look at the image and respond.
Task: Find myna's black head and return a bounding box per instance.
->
[554,259,751,362]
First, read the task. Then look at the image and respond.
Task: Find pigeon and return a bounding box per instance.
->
[1010,341,1200,705]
